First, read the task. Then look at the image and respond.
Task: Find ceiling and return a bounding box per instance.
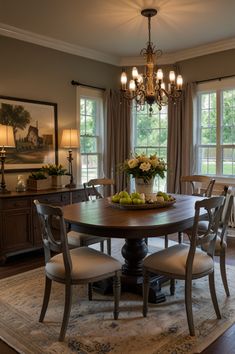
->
[0,0,235,66]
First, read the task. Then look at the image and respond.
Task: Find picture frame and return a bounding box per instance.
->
[0,96,58,172]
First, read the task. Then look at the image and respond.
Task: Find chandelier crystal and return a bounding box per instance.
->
[120,8,183,115]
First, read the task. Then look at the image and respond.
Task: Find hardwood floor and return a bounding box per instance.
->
[0,236,235,353]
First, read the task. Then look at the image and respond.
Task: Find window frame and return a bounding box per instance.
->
[76,87,104,184]
[196,77,235,179]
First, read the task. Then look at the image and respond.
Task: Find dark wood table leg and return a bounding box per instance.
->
[93,238,166,303]
[121,238,166,303]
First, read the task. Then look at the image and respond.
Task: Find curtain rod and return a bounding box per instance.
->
[195,74,235,84]
[71,80,105,91]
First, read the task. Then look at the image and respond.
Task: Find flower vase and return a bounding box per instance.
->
[135,178,154,195]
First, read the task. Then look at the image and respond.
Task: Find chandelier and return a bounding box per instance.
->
[120,8,183,114]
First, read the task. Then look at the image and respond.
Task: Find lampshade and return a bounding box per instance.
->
[60,129,79,148]
[0,124,15,147]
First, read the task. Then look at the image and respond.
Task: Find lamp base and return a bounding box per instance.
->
[0,188,11,194]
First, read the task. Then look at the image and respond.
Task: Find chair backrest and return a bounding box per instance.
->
[187,196,224,271]
[34,200,72,274]
[219,192,234,245]
[181,175,215,197]
[83,178,115,200]
[212,182,229,197]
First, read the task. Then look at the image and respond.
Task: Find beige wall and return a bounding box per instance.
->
[178,49,235,83]
[0,36,120,190]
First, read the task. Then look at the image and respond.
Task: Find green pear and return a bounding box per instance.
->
[120,197,132,205]
[111,194,120,203]
[119,191,130,198]
[131,192,141,199]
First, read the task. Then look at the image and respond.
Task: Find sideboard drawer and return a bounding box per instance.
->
[36,193,69,206]
[2,198,30,210]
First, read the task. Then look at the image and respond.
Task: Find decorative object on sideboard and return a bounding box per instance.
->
[60,129,79,188]
[120,8,183,115]
[0,124,15,194]
[27,170,51,190]
[16,174,27,192]
[41,163,69,189]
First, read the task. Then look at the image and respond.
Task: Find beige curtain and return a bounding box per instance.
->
[103,90,131,193]
[167,83,197,194]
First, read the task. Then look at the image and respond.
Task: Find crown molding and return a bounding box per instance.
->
[0,22,120,66]
[120,37,235,66]
[0,22,235,68]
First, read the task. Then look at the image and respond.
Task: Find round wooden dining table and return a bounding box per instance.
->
[63,193,204,302]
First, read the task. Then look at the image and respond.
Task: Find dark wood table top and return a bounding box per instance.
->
[63,194,205,239]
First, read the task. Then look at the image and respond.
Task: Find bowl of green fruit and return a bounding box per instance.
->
[108,191,176,209]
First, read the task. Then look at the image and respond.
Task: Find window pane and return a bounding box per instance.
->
[81,154,98,184]
[222,148,235,175]
[80,136,97,153]
[222,89,235,144]
[198,147,216,174]
[80,114,86,135]
[80,99,85,115]
[86,99,96,116]
[85,115,96,135]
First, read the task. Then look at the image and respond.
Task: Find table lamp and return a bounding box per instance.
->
[0,124,15,194]
[60,129,79,188]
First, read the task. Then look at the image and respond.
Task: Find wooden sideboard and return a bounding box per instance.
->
[0,187,87,264]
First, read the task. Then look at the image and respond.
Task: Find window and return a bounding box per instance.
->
[196,78,235,177]
[132,104,168,191]
[77,87,104,184]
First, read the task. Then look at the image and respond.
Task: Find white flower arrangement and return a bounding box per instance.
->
[122,153,167,183]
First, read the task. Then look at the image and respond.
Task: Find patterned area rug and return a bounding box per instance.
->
[0,251,235,353]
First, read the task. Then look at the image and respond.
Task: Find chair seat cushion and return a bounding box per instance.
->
[67,231,108,247]
[46,247,121,281]
[144,244,214,277]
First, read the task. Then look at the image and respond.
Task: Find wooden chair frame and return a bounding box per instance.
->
[34,200,121,341]
[143,196,224,336]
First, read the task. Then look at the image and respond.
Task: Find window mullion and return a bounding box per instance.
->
[216,89,222,175]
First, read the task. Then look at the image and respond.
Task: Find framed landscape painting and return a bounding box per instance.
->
[0,96,58,172]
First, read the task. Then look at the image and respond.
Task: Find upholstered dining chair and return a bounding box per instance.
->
[67,178,115,255]
[143,196,224,336]
[164,175,216,248]
[185,190,234,296]
[34,200,121,341]
[181,175,216,197]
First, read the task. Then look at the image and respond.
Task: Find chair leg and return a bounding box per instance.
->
[209,272,221,319]
[39,276,52,322]
[107,238,112,256]
[143,269,149,317]
[113,272,121,320]
[220,249,230,296]
[100,240,104,253]
[185,278,195,336]
[170,279,175,295]
[88,283,93,301]
[59,283,73,342]
[164,235,168,248]
[178,232,183,244]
